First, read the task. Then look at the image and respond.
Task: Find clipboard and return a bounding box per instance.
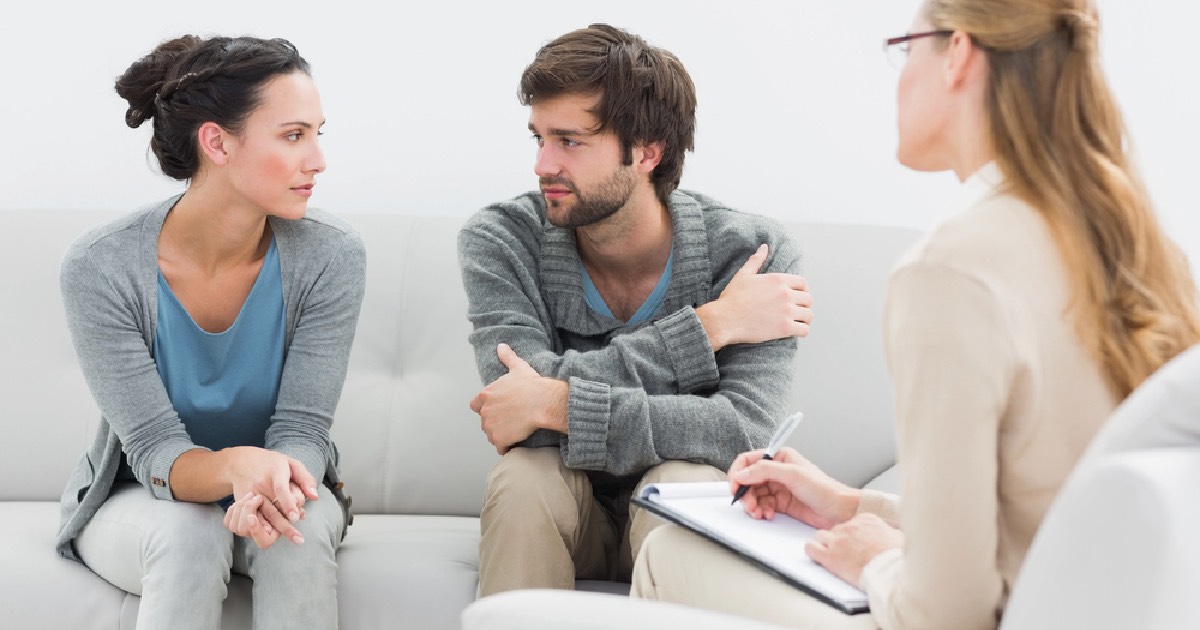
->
[634,481,870,615]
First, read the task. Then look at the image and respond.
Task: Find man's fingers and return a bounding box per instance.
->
[734,244,769,278]
[496,343,533,374]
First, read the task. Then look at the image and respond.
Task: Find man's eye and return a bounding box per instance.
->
[562,139,580,148]
[531,134,544,145]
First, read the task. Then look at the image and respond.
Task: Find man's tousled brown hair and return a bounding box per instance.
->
[520,23,697,206]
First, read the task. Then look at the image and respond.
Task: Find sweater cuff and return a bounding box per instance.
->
[857,489,901,528]
[654,306,719,393]
[563,376,610,469]
[149,440,208,501]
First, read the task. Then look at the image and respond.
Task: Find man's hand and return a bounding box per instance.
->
[806,513,904,586]
[696,244,813,351]
[470,343,569,454]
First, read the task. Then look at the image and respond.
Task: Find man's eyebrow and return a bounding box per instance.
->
[528,123,593,137]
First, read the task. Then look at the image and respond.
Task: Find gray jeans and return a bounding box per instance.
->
[76,483,344,630]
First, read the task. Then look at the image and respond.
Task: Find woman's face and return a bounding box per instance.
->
[895,16,954,172]
[223,72,326,220]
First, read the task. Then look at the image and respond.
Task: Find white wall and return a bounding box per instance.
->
[3,1,1196,270]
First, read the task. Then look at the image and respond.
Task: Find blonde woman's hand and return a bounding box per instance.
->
[728,446,859,529]
[807,513,904,586]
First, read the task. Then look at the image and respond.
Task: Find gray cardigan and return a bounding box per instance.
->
[458,189,801,478]
[55,196,366,561]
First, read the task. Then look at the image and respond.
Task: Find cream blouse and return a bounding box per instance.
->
[857,163,1117,630]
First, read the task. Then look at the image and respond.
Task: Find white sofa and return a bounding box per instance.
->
[0,208,918,629]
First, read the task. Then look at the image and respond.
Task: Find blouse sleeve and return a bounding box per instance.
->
[859,261,1016,630]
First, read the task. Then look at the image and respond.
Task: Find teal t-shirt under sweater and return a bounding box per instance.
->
[116,238,286,484]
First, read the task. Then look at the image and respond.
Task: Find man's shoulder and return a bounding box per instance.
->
[461,191,547,238]
[673,189,795,261]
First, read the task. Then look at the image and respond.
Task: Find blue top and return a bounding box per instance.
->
[116,237,286,482]
[581,247,674,326]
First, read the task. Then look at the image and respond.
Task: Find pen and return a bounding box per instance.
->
[731,411,804,505]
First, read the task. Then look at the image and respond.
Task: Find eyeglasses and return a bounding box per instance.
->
[883,30,953,69]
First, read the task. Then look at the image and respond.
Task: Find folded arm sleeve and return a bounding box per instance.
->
[562,335,797,474]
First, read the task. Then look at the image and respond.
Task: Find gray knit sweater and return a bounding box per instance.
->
[55,196,366,561]
[458,189,801,478]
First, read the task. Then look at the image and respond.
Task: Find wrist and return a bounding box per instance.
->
[837,486,863,523]
[215,446,252,495]
[539,378,570,433]
[695,302,727,352]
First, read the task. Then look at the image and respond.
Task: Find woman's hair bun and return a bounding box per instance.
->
[114,35,203,129]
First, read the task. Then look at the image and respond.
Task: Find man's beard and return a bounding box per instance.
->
[543,166,637,229]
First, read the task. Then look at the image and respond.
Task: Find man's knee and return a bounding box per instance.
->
[482,447,591,545]
[639,460,726,486]
[483,447,574,507]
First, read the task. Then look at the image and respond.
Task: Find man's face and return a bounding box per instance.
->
[528,93,637,228]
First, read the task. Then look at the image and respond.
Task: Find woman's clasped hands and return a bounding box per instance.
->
[729,446,904,585]
[221,447,321,549]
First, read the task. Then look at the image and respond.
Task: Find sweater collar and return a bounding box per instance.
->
[539,189,712,335]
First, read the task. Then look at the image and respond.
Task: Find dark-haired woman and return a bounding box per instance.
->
[55,35,364,630]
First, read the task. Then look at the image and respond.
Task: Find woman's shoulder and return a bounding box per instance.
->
[270,207,364,254]
[62,198,174,274]
[897,191,1051,278]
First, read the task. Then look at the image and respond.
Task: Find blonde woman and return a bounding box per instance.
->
[629,1,1200,629]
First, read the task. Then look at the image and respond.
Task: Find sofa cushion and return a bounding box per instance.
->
[0,500,479,630]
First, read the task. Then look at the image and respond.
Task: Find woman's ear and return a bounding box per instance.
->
[943,30,986,90]
[196,122,230,167]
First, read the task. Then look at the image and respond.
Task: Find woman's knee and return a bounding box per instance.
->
[143,504,234,568]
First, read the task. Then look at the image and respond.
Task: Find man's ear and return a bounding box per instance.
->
[943,30,985,90]
[196,122,231,167]
[633,140,666,174]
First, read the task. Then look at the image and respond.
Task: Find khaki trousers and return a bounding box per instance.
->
[478,447,725,595]
[632,524,879,630]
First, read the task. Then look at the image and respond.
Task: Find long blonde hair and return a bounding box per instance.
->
[926,0,1200,398]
